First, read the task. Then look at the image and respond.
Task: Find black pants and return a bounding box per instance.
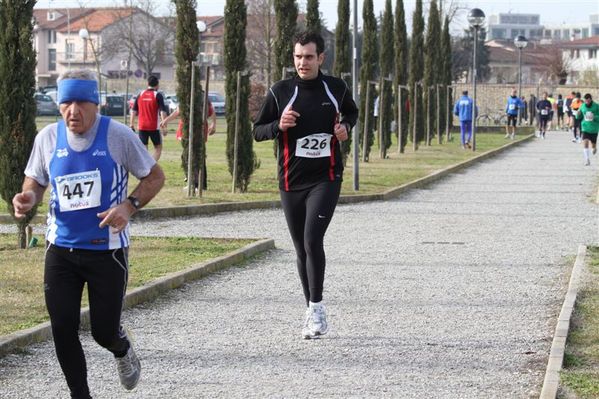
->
[45,244,130,399]
[280,180,341,305]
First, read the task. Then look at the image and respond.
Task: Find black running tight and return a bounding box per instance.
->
[280,180,341,305]
[44,244,130,399]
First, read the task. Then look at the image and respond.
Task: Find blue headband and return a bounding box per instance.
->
[57,79,99,105]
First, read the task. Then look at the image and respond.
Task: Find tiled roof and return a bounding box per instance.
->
[33,7,135,33]
[63,8,135,33]
[560,36,599,48]
[33,8,93,30]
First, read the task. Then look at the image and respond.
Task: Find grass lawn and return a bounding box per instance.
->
[0,233,253,337]
[560,246,599,397]
[21,115,524,215]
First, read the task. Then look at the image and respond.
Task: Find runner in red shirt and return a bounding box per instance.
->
[129,75,168,161]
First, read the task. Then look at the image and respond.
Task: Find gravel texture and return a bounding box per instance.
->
[1,132,598,398]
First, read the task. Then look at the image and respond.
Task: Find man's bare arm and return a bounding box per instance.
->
[12,177,47,218]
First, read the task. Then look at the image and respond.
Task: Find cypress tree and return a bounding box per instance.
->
[0,0,38,248]
[305,0,321,33]
[359,0,378,161]
[407,0,425,145]
[174,0,204,192]
[379,0,394,157]
[423,0,440,145]
[394,0,409,153]
[273,0,297,81]
[440,15,452,137]
[224,0,257,192]
[334,0,351,160]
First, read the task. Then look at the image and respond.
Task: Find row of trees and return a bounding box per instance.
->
[0,0,462,248]
[0,0,38,247]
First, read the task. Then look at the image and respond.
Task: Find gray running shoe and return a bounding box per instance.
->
[116,340,141,390]
[593,148,597,155]
[585,159,591,166]
[302,308,312,339]
[303,302,329,339]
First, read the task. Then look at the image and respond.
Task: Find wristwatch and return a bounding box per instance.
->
[127,196,141,210]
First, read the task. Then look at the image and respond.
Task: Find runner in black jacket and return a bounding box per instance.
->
[253,31,358,339]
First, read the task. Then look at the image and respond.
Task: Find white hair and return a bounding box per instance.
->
[57,69,97,82]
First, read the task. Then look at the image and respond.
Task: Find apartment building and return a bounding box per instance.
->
[33,7,175,89]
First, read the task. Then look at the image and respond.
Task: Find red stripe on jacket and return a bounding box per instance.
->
[283,129,290,191]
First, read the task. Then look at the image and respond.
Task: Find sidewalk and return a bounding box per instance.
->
[1,132,597,398]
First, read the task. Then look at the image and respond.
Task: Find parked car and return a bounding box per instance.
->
[100,94,126,116]
[44,90,58,105]
[40,85,57,94]
[165,95,179,114]
[34,93,59,116]
[208,91,225,115]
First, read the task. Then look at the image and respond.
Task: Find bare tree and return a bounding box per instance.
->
[437,0,463,22]
[544,44,571,85]
[246,0,275,87]
[102,0,175,77]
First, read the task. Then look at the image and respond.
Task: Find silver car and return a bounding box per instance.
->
[35,93,59,116]
[208,92,225,115]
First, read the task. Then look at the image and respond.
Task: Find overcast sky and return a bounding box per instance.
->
[37,0,599,34]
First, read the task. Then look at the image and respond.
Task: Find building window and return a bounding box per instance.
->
[47,30,56,44]
[576,49,580,58]
[582,28,589,38]
[48,49,56,71]
[589,49,597,59]
[65,40,74,60]
[491,29,505,39]
[563,29,570,39]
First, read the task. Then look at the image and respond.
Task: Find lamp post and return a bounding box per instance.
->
[187,20,208,198]
[351,0,359,190]
[514,35,528,124]
[467,8,485,152]
[78,28,101,99]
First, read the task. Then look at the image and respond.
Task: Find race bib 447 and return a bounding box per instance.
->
[55,170,102,212]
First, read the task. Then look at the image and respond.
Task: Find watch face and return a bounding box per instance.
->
[129,196,140,209]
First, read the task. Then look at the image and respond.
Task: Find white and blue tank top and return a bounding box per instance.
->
[47,116,129,249]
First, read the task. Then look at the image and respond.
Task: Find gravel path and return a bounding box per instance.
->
[1,132,598,398]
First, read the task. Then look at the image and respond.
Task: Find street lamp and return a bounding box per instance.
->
[78,28,102,97]
[514,35,528,125]
[78,28,89,63]
[187,19,208,197]
[467,8,485,152]
[514,35,528,98]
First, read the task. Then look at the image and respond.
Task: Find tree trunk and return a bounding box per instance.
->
[18,222,28,249]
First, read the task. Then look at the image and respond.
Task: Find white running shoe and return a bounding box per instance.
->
[115,332,141,391]
[504,134,510,139]
[302,302,329,339]
[572,138,577,143]
[510,134,515,140]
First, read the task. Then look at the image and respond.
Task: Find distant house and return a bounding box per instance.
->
[33,7,175,89]
[560,36,599,84]
[486,40,555,84]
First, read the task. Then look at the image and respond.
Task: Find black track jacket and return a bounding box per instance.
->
[253,72,358,191]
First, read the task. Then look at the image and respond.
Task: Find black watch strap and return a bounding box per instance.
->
[127,196,141,210]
